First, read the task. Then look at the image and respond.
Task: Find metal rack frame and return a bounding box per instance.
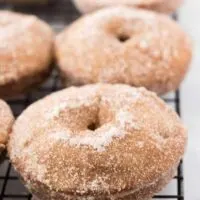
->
[0,1,184,199]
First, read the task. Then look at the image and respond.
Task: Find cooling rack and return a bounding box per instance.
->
[0,0,184,199]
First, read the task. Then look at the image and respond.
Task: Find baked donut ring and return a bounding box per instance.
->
[0,11,54,99]
[9,84,187,200]
[72,0,183,14]
[55,7,192,95]
[0,99,14,154]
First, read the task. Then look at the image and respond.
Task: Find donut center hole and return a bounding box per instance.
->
[117,34,130,42]
[88,122,99,131]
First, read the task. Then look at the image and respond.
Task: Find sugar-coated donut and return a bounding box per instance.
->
[0,11,54,99]
[32,197,39,200]
[0,99,14,154]
[72,0,183,14]
[9,84,187,200]
[55,7,192,95]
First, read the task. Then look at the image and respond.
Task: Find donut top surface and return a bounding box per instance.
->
[56,7,192,95]
[73,0,183,14]
[9,84,187,198]
[0,99,14,149]
[0,11,53,86]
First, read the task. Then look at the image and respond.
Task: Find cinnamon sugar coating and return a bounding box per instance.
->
[72,0,183,14]
[0,99,14,154]
[55,7,192,95]
[8,84,187,200]
[0,11,54,99]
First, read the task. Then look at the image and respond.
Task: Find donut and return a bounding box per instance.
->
[0,11,54,99]
[72,0,183,14]
[8,84,187,200]
[0,99,14,154]
[55,7,192,95]
[32,197,39,200]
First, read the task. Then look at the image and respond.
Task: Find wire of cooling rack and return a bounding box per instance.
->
[0,1,184,199]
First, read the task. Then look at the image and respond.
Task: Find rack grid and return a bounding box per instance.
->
[0,1,184,199]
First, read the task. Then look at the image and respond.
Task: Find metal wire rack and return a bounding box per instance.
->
[0,1,184,199]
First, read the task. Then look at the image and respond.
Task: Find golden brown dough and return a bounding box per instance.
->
[72,0,183,14]
[9,84,187,200]
[0,11,54,99]
[55,7,192,95]
[0,99,14,154]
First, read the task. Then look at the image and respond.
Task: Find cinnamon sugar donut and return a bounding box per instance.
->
[0,99,14,154]
[72,0,183,14]
[0,11,54,99]
[8,84,187,200]
[55,7,192,95]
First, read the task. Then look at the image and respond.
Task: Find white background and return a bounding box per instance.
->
[180,0,200,199]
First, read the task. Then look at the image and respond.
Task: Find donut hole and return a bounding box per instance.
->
[117,33,130,43]
[87,122,99,131]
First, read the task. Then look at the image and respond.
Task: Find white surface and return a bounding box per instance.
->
[180,1,200,199]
